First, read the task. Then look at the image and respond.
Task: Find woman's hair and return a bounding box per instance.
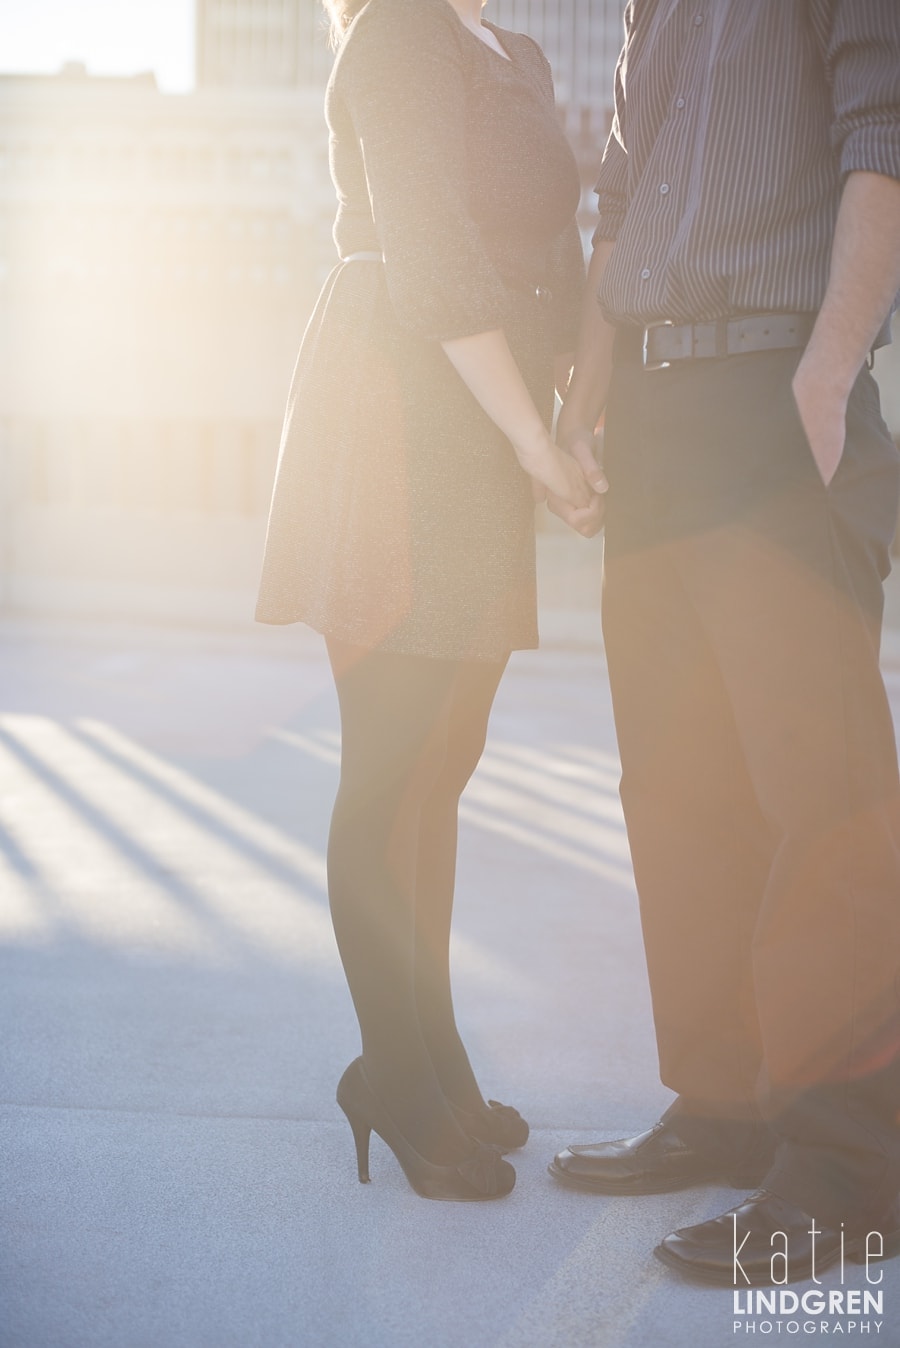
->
[322,0,368,47]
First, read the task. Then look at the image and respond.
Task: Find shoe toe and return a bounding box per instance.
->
[549,1142,611,1180]
[485,1100,529,1149]
[549,1124,706,1193]
[457,1148,516,1198]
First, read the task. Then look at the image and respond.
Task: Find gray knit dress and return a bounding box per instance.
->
[255,0,584,660]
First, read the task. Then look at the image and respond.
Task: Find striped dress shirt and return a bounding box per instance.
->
[593,0,900,329]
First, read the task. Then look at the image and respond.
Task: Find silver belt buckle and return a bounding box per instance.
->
[642,320,673,371]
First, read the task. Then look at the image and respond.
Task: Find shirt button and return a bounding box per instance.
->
[693,13,704,24]
[676,97,686,109]
[640,268,651,280]
[659,183,670,195]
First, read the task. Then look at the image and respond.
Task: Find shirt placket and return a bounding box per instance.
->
[620,1,724,322]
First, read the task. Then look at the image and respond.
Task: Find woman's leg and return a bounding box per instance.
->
[413,657,508,1112]
[326,638,476,1164]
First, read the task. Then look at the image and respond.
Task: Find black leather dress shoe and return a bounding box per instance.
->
[548,1122,769,1195]
[654,1189,900,1286]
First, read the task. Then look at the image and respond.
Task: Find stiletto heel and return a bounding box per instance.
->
[339,1102,372,1183]
[336,1058,515,1202]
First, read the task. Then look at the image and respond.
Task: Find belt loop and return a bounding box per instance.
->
[642,322,673,371]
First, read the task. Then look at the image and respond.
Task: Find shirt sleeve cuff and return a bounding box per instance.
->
[839,124,900,184]
[591,209,625,247]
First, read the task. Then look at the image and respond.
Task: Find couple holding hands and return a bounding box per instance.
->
[256,0,900,1288]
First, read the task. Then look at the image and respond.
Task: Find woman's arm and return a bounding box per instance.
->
[339,2,596,508]
[441,329,594,506]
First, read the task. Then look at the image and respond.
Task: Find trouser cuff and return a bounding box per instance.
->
[663,1099,775,1169]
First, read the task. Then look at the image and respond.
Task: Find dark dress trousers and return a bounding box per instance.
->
[596,0,900,1227]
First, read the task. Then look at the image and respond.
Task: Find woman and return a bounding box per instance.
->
[256,0,594,1201]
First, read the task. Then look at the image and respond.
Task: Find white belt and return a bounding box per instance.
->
[341,252,384,263]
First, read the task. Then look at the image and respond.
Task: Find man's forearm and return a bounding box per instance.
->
[793,171,900,485]
[546,241,616,534]
[801,171,900,394]
[558,241,618,440]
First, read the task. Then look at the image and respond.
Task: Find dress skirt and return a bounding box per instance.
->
[255,258,555,661]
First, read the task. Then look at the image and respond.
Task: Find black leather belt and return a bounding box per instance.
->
[616,313,815,370]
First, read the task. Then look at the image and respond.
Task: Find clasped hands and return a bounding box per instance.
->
[526,423,607,539]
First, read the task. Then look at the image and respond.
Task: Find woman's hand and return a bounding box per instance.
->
[542,425,608,536]
[440,329,606,513]
[546,488,606,538]
[514,426,596,509]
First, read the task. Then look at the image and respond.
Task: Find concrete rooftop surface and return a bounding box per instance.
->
[3,566,900,1348]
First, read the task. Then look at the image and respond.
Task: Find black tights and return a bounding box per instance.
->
[326,639,507,1163]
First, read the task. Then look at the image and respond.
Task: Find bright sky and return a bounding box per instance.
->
[1,0,195,92]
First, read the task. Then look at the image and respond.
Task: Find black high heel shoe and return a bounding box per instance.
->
[336,1059,516,1202]
[450,1099,530,1152]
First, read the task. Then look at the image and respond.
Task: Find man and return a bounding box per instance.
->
[548,0,900,1286]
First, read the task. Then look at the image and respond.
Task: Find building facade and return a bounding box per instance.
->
[0,65,334,619]
[0,7,896,622]
[196,0,334,90]
[194,0,625,131]
[491,0,624,129]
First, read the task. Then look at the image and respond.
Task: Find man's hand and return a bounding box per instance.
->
[546,427,608,536]
[791,357,848,488]
[560,426,608,495]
